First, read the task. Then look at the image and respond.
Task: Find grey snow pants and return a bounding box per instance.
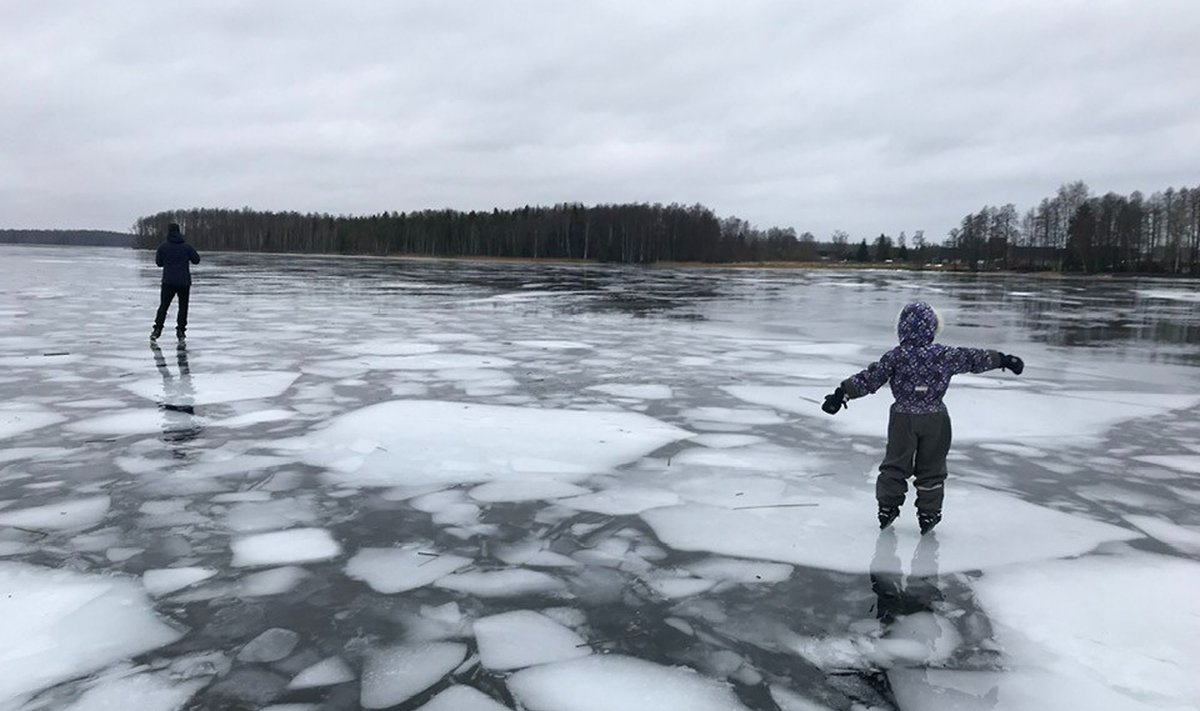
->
[876,409,952,513]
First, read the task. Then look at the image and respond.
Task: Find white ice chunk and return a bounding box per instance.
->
[684,557,793,584]
[643,486,1140,574]
[69,411,197,436]
[889,667,1165,711]
[1124,514,1200,555]
[474,610,591,670]
[973,552,1200,710]
[416,685,510,711]
[360,642,467,709]
[515,340,592,350]
[289,656,355,689]
[0,563,184,708]
[288,400,692,487]
[495,541,580,568]
[345,547,472,594]
[62,673,204,711]
[209,409,296,428]
[469,480,590,503]
[238,628,300,662]
[727,385,1200,442]
[231,528,341,567]
[509,655,750,711]
[558,487,680,515]
[643,574,716,599]
[239,566,310,597]
[587,384,674,400]
[122,371,300,406]
[435,569,565,597]
[0,495,109,531]
[1134,454,1200,473]
[143,567,217,596]
[0,404,65,440]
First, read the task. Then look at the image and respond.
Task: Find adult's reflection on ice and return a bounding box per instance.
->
[151,342,202,447]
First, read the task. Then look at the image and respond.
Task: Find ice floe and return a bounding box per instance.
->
[231,528,342,567]
[345,546,473,593]
[288,656,355,689]
[0,404,65,440]
[643,486,1141,574]
[287,400,692,487]
[61,673,204,711]
[121,371,300,406]
[415,685,511,711]
[143,567,217,596]
[0,563,184,708]
[468,480,591,503]
[474,610,591,669]
[0,495,110,531]
[360,642,467,709]
[435,569,565,597]
[509,655,750,711]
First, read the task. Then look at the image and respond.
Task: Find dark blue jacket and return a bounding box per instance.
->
[156,232,201,286]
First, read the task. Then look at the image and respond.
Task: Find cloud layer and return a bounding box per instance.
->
[2,0,1197,239]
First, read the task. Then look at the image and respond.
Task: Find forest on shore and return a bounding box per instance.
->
[124,180,1198,274]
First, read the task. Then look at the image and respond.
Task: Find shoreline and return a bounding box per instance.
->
[6,242,1198,279]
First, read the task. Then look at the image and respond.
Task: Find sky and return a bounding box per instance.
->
[2,1,1198,240]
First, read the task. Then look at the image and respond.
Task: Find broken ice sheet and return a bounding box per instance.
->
[231,528,342,567]
[473,610,591,670]
[345,546,472,594]
[360,642,466,709]
[0,562,184,707]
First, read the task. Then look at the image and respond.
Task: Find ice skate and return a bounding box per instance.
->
[918,511,941,535]
[878,505,900,529]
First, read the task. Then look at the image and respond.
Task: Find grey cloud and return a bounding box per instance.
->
[2,0,1198,239]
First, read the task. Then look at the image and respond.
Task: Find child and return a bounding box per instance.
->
[822,301,1024,534]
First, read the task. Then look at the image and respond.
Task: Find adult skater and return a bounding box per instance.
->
[821,301,1024,534]
[151,223,200,342]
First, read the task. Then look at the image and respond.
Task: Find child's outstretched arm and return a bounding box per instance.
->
[822,350,897,414]
[946,347,1024,375]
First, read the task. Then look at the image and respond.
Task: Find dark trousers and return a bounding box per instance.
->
[154,284,191,334]
[876,409,952,513]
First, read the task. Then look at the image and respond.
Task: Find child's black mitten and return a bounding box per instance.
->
[822,387,848,414]
[999,352,1024,375]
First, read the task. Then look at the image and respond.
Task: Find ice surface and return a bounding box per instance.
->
[61,673,204,711]
[238,628,301,662]
[68,411,195,436]
[587,383,674,400]
[769,685,834,711]
[122,371,300,405]
[435,569,565,597]
[360,642,467,709]
[558,487,681,515]
[973,552,1200,710]
[288,656,355,689]
[727,385,1200,443]
[683,557,793,584]
[239,566,309,596]
[143,567,217,596]
[231,528,342,567]
[345,546,472,593]
[0,403,65,440]
[509,655,750,711]
[643,486,1140,574]
[415,685,511,711]
[494,540,580,568]
[223,498,317,532]
[1134,454,1200,473]
[468,480,591,503]
[474,610,591,669]
[1124,514,1200,555]
[0,563,184,707]
[289,400,692,486]
[0,495,110,531]
[209,408,296,428]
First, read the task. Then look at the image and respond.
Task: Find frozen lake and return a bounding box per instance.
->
[1,244,1199,711]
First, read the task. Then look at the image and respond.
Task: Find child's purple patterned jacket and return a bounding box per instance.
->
[841,302,1001,414]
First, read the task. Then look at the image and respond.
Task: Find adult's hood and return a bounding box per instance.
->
[167,232,185,243]
[897,301,941,346]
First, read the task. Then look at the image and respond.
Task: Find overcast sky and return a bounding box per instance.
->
[2,1,1197,239]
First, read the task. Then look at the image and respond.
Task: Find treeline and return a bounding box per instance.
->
[948,181,1200,274]
[133,204,817,264]
[0,229,134,248]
